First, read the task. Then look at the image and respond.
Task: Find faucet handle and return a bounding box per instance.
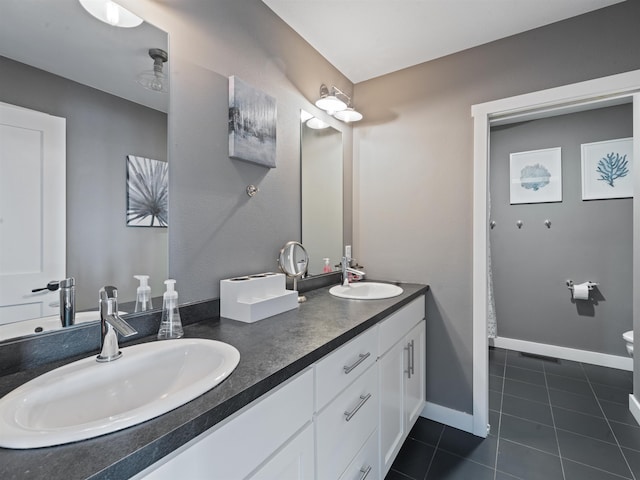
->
[99,286,119,315]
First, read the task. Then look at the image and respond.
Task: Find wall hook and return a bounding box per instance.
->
[246,185,259,197]
[544,219,551,228]
[516,220,523,229]
[490,221,496,229]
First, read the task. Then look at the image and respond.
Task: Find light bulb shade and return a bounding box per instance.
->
[315,95,347,113]
[306,117,330,129]
[79,0,143,27]
[137,70,169,93]
[334,107,363,122]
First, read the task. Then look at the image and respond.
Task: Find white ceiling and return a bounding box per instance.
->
[262,0,625,84]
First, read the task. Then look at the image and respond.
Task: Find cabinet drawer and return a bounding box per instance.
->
[338,429,379,480]
[378,296,424,355]
[316,327,377,410]
[316,364,378,480]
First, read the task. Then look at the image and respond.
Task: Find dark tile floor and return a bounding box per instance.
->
[385,347,639,480]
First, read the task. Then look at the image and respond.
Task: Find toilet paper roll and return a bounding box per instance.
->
[572,283,590,300]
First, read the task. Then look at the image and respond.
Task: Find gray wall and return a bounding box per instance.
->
[1,56,168,310]
[353,1,640,414]
[119,0,354,303]
[490,105,632,356]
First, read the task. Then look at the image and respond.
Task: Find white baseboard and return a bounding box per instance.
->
[491,336,632,371]
[421,402,475,435]
[629,395,640,426]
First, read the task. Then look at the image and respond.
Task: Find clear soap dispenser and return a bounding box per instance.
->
[157,279,184,340]
[134,275,153,312]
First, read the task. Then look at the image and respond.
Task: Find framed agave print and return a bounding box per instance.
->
[228,76,277,168]
[581,138,633,200]
[509,147,562,204]
[126,155,168,227]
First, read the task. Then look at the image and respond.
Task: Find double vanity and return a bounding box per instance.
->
[0,281,428,480]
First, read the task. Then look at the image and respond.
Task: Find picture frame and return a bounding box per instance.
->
[509,147,562,204]
[228,76,277,168]
[126,155,168,227]
[581,138,633,200]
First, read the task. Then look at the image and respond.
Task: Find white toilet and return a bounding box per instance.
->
[623,330,634,357]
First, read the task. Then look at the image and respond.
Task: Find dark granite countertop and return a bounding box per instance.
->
[0,282,428,480]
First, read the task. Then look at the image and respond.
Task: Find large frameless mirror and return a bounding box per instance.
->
[0,0,168,341]
[300,110,343,276]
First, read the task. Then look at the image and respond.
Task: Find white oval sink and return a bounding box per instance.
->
[0,338,240,449]
[329,282,403,300]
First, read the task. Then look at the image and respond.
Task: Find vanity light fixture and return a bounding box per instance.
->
[78,0,143,28]
[315,84,347,113]
[137,48,169,94]
[315,84,363,122]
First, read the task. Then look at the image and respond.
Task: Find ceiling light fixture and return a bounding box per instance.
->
[78,0,143,28]
[137,48,169,94]
[315,84,363,122]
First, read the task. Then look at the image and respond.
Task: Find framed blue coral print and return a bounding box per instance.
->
[581,138,632,200]
[509,147,562,204]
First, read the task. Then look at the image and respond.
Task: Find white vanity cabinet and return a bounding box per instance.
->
[136,293,426,480]
[136,368,315,480]
[378,297,426,477]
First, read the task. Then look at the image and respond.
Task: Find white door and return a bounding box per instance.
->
[0,102,66,324]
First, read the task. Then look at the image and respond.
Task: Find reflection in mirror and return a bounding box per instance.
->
[0,0,168,341]
[300,110,343,276]
[278,241,309,302]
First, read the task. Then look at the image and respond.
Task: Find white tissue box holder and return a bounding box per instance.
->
[220,272,298,323]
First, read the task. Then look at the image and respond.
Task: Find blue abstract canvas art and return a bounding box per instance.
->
[581,138,633,200]
[228,76,277,168]
[510,147,562,204]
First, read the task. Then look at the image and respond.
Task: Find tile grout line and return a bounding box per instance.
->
[493,350,507,480]
[580,361,637,480]
[540,358,567,480]
[421,425,445,480]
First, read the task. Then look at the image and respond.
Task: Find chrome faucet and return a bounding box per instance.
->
[59,277,75,328]
[97,286,137,362]
[341,257,366,286]
[31,277,76,327]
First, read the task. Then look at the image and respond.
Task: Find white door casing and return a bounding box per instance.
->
[472,70,640,438]
[0,102,66,324]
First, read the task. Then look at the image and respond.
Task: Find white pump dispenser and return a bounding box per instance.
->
[134,275,153,312]
[157,279,184,340]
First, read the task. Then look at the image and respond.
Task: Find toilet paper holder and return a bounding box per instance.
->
[566,280,599,291]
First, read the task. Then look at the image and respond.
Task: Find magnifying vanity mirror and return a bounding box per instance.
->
[278,241,309,302]
[0,0,168,340]
[300,110,343,275]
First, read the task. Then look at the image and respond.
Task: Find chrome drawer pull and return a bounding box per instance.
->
[358,465,372,480]
[344,393,372,422]
[409,339,415,375]
[343,352,371,374]
[405,343,411,379]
